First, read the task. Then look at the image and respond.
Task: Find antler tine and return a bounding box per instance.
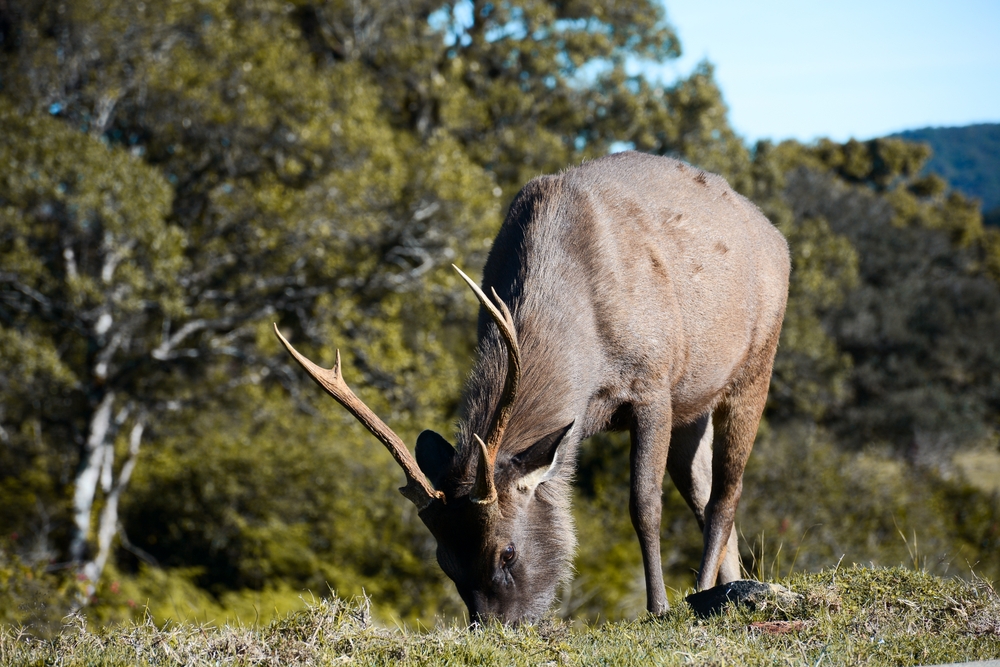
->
[453,266,522,459]
[272,324,444,511]
[453,266,509,334]
[470,434,498,504]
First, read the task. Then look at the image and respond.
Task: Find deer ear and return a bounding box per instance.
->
[416,430,456,490]
[511,421,575,492]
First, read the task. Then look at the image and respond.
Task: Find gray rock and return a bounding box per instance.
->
[685,580,802,618]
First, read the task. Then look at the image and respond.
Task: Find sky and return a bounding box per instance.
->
[651,0,1000,143]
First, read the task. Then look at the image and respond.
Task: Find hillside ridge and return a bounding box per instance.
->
[890,123,1000,225]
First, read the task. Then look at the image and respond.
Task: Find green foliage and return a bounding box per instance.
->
[780,159,1000,453]
[0,544,84,637]
[120,386,462,624]
[0,99,180,374]
[769,215,857,420]
[82,564,317,627]
[812,137,929,192]
[734,140,861,422]
[741,424,1000,584]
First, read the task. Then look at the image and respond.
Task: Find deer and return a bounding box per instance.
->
[274,150,790,624]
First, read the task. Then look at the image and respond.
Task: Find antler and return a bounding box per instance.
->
[453,265,522,505]
[273,324,444,511]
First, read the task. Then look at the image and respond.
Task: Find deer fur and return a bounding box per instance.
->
[278,150,790,624]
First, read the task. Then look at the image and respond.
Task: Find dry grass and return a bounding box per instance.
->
[2,566,998,666]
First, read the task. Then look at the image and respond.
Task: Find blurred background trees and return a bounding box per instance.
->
[1,0,998,628]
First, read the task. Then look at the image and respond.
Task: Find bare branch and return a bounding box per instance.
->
[63,246,79,282]
[94,327,125,382]
[150,318,225,360]
[100,238,136,284]
[1,275,53,313]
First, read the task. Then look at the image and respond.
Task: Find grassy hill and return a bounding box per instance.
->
[892,123,1000,226]
[3,567,997,666]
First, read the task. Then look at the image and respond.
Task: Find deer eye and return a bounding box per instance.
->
[500,544,517,568]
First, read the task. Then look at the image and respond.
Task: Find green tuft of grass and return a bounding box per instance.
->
[2,566,998,666]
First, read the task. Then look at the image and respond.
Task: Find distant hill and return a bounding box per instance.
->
[891,123,1000,226]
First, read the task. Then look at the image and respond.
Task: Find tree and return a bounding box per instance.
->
[0,0,499,602]
[0,103,181,587]
[746,140,859,422]
[779,139,1000,457]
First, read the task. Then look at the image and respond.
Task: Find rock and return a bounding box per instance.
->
[685,580,802,618]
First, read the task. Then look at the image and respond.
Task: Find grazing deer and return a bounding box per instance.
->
[274,150,789,623]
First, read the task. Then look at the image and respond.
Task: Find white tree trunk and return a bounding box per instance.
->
[82,418,145,583]
[69,391,116,564]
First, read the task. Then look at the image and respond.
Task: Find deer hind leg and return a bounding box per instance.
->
[696,356,775,591]
[629,399,673,614]
[666,412,741,585]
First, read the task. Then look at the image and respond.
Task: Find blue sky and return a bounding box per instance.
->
[652,0,1000,143]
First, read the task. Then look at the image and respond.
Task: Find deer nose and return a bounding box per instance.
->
[466,591,503,627]
[468,608,499,629]
[467,595,532,627]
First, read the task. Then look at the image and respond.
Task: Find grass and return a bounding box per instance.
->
[2,566,998,666]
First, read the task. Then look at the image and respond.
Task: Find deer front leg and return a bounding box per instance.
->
[629,402,672,614]
[666,412,741,585]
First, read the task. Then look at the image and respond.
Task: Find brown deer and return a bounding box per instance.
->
[274,150,790,623]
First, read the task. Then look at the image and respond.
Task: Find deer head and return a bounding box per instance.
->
[273,266,575,624]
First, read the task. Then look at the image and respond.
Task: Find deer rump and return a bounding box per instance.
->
[275,150,790,624]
